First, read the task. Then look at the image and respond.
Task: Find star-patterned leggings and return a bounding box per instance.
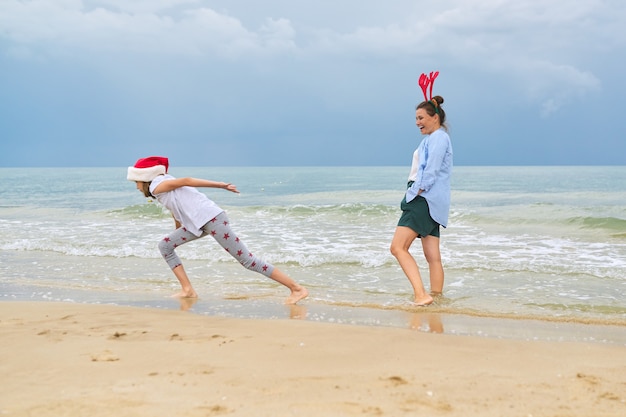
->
[157,211,275,278]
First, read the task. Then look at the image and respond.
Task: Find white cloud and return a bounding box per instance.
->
[0,0,623,114]
[0,0,296,58]
[87,0,202,14]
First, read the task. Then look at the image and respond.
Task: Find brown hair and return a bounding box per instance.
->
[139,181,153,198]
[416,95,447,130]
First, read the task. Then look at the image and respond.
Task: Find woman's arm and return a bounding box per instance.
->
[152,177,240,194]
[418,132,449,192]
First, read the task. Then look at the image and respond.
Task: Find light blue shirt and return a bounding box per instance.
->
[405,128,453,227]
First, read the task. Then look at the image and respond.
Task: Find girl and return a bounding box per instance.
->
[127,156,308,305]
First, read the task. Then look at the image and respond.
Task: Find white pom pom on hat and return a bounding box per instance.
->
[127,156,169,182]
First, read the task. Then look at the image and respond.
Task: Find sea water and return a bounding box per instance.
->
[1,166,625,343]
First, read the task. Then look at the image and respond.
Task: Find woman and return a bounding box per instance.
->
[390,93,453,306]
[127,156,308,305]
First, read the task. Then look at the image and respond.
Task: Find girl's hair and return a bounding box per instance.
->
[416,95,447,131]
[140,182,153,198]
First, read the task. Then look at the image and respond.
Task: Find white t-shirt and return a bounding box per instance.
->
[150,174,223,236]
[408,149,419,182]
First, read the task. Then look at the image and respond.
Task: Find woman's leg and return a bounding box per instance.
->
[158,227,200,298]
[205,212,308,304]
[390,226,433,306]
[421,235,444,294]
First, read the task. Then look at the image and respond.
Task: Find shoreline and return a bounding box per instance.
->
[1,301,625,416]
[2,288,626,346]
[2,247,625,340]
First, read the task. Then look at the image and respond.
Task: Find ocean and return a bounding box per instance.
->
[1,166,625,344]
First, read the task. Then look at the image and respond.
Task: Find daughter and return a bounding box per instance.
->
[127,156,308,305]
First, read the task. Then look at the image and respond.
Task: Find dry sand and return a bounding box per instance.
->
[1,301,625,416]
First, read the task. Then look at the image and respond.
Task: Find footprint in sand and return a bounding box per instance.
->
[91,350,119,362]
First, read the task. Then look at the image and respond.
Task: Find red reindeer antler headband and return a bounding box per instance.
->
[418,70,440,113]
[418,71,439,101]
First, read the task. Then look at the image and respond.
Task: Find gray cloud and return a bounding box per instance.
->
[0,0,624,166]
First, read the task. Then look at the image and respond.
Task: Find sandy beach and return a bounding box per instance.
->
[1,301,624,417]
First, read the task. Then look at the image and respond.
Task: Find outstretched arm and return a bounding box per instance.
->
[152,177,240,194]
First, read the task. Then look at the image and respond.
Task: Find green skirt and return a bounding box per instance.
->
[398,195,440,238]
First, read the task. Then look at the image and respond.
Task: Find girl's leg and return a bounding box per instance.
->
[390,226,433,306]
[421,235,444,295]
[170,265,197,299]
[268,268,309,305]
[158,227,201,298]
[205,212,308,304]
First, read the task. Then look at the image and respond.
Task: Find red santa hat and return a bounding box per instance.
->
[127,156,169,182]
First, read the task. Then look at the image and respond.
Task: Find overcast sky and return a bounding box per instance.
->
[1,0,625,167]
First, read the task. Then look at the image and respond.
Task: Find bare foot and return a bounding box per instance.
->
[412,294,433,306]
[171,290,198,299]
[285,286,308,305]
